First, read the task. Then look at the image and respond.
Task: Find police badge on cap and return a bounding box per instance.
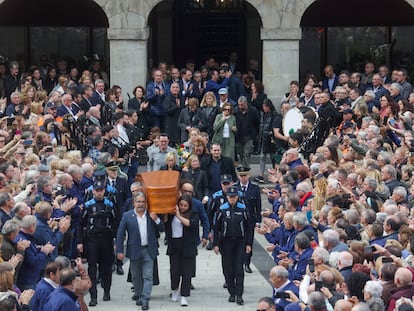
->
[226,186,239,197]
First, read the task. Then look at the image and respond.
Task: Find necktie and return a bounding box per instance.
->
[111,180,115,188]
[242,186,246,193]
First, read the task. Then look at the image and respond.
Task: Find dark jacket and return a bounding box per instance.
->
[15,231,49,289]
[31,278,56,311]
[201,155,237,193]
[33,214,64,260]
[165,210,199,257]
[43,286,78,311]
[163,93,185,144]
[235,106,261,143]
[177,107,207,142]
[181,168,209,201]
[116,210,165,260]
[388,284,414,311]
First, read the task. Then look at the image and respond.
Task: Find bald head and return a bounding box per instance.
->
[395,267,413,287]
[334,299,353,311]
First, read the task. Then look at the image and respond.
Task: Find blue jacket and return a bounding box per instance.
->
[146,81,170,116]
[289,247,314,281]
[116,210,164,260]
[33,214,63,260]
[192,198,210,242]
[273,281,299,311]
[43,286,78,311]
[30,278,56,311]
[15,231,49,289]
[205,78,229,101]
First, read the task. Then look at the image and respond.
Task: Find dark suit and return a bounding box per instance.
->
[116,209,164,304]
[90,91,105,106]
[57,104,78,117]
[237,181,261,267]
[80,96,92,113]
[273,281,299,311]
[322,75,339,94]
[201,155,237,194]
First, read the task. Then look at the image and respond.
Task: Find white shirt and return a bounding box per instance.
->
[171,216,183,238]
[117,124,130,144]
[135,210,148,246]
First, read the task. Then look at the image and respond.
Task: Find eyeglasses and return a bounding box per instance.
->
[223,108,231,111]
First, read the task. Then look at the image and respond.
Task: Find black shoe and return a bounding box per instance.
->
[116,265,124,275]
[190,283,195,290]
[136,299,143,306]
[236,296,244,305]
[142,301,149,310]
[228,295,235,302]
[245,265,252,273]
[206,241,214,251]
[131,286,135,291]
[132,295,138,301]
[103,292,111,301]
[89,298,97,307]
[223,282,227,288]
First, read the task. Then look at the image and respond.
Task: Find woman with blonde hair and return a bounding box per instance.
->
[160,152,181,172]
[312,176,327,211]
[199,91,219,139]
[64,150,82,165]
[181,154,208,203]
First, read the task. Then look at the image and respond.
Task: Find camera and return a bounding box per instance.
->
[275,292,290,299]
[221,65,229,72]
[142,97,149,103]
[53,184,65,196]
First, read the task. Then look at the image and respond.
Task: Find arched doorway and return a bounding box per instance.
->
[299,0,414,81]
[0,0,109,73]
[148,0,262,72]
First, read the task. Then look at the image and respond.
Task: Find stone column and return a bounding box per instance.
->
[108,28,149,106]
[261,28,301,109]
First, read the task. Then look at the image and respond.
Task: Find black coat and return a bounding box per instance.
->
[163,93,185,144]
[177,108,207,142]
[165,211,199,257]
[181,168,209,200]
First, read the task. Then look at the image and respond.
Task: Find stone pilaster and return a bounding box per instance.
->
[261,28,301,109]
[108,28,149,106]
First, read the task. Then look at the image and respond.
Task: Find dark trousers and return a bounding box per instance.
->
[245,220,255,266]
[169,238,195,297]
[220,238,245,296]
[87,232,114,298]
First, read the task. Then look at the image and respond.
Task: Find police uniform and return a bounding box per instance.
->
[79,179,115,305]
[213,186,252,305]
[235,166,262,273]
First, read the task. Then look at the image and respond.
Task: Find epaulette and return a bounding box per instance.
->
[85,198,96,207]
[212,190,223,199]
[236,202,246,209]
[219,202,230,210]
[106,185,116,193]
[103,198,114,207]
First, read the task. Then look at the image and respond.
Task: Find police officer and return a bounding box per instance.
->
[235,166,261,273]
[213,186,252,306]
[206,174,233,251]
[77,176,115,307]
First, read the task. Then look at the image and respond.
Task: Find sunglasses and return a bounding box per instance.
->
[223,108,231,111]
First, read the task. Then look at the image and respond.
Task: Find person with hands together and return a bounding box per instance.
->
[213,186,252,306]
[115,192,164,310]
[15,215,54,290]
[164,195,199,307]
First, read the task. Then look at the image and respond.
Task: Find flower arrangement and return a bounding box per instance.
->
[176,144,191,167]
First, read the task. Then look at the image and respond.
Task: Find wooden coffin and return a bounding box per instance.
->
[137,170,179,214]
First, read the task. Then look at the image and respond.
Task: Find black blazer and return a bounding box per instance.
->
[165,210,199,257]
[201,155,237,184]
[235,182,262,223]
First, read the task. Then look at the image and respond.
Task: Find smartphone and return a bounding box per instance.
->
[364,246,376,253]
[308,258,315,273]
[6,117,14,127]
[275,292,290,299]
[382,257,393,263]
[306,210,313,222]
[23,140,32,145]
[315,281,323,291]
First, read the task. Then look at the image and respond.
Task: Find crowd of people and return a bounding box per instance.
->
[0,53,413,311]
